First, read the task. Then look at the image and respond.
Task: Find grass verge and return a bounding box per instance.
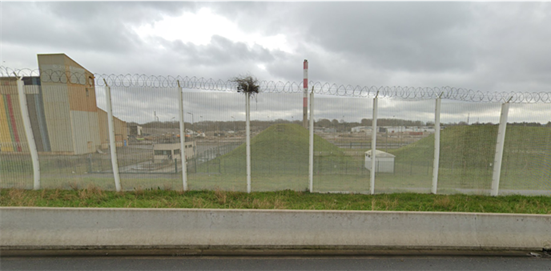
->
[1,187,550,214]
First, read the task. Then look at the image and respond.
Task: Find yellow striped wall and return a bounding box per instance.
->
[0,94,15,152]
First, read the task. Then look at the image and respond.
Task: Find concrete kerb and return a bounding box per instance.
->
[1,207,550,255]
[0,248,541,258]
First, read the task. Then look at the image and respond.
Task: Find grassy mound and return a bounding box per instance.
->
[206,123,354,174]
[389,125,494,162]
[388,125,551,170]
[226,123,347,161]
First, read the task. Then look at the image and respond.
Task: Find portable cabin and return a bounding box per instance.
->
[365,149,395,173]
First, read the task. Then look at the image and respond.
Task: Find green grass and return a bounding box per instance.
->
[387,125,551,169]
[197,123,355,174]
[1,188,550,214]
[382,125,551,190]
[2,124,550,193]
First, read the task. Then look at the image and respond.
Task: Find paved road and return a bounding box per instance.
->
[2,256,550,270]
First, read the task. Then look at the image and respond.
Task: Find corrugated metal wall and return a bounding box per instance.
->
[0,93,16,152]
[0,83,29,153]
[24,84,51,152]
[0,54,124,156]
[68,85,97,112]
[1,54,125,155]
[97,108,127,148]
[0,79,52,153]
[41,84,73,153]
[97,108,108,149]
[29,83,51,152]
[70,110,100,154]
[115,117,128,147]
[37,54,101,155]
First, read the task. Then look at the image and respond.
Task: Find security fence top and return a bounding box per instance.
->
[1,66,550,103]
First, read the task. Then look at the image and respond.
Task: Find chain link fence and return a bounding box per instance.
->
[1,68,550,195]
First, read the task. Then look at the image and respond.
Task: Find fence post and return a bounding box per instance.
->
[15,75,40,190]
[309,87,314,192]
[432,93,443,194]
[303,59,308,128]
[177,81,188,190]
[370,92,379,195]
[491,98,512,196]
[246,92,251,193]
[88,154,92,173]
[104,80,121,192]
[345,161,348,175]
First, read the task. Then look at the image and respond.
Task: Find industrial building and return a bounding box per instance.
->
[97,108,128,148]
[351,126,372,133]
[0,53,127,154]
[128,124,143,136]
[153,141,196,163]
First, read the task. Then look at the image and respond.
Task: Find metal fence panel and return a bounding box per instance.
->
[1,83,36,188]
[248,92,309,192]
[437,101,502,195]
[1,68,550,196]
[312,96,371,193]
[38,85,116,190]
[184,91,247,191]
[374,99,435,194]
[499,103,551,195]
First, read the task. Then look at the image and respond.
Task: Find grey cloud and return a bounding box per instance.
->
[212,2,476,73]
[88,34,290,81]
[165,35,277,65]
[1,2,195,56]
[206,2,288,34]
[210,2,551,94]
[38,2,195,25]
[1,2,550,125]
[302,2,475,73]
[466,3,551,92]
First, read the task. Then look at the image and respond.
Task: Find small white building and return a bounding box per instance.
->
[153,141,196,163]
[365,149,395,173]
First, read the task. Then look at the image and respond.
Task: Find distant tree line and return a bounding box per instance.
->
[131,119,550,133]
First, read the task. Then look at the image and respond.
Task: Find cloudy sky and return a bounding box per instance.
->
[1,1,550,125]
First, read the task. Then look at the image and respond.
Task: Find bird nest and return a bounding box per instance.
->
[232,75,259,94]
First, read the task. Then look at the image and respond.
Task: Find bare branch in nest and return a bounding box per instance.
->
[232,75,260,94]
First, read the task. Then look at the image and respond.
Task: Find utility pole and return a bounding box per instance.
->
[187,112,194,136]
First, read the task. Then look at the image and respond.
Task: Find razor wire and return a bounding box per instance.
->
[2,66,550,103]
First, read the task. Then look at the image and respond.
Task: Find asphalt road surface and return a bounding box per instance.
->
[2,256,550,271]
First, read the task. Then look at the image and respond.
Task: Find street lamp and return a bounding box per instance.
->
[231,116,235,131]
[187,112,194,132]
